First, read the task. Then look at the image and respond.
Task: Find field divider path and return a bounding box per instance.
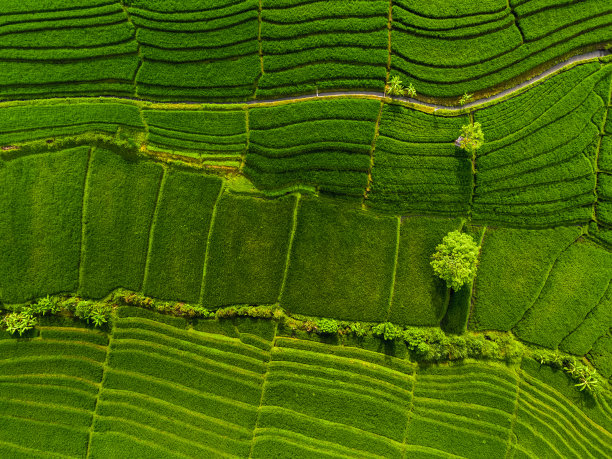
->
[510,232,583,330]
[140,166,168,292]
[77,146,94,294]
[85,319,113,459]
[247,322,278,459]
[504,363,522,459]
[363,100,385,206]
[277,193,301,304]
[594,90,610,221]
[1,52,607,117]
[198,180,226,306]
[119,1,141,97]
[386,0,393,87]
[385,216,402,322]
[400,366,418,459]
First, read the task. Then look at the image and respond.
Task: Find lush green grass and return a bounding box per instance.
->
[0,147,89,303]
[588,333,612,379]
[281,197,398,321]
[202,193,296,308]
[388,216,463,326]
[472,226,581,331]
[79,148,163,298]
[513,240,612,348]
[143,170,222,303]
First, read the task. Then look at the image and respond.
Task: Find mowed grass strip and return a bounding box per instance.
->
[0,147,89,303]
[79,148,163,298]
[202,193,296,308]
[281,197,397,321]
[513,241,612,348]
[472,226,581,331]
[388,216,463,326]
[143,170,222,303]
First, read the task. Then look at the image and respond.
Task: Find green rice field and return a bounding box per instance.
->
[0,0,611,457]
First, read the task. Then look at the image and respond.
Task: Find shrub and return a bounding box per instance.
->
[372,322,402,341]
[459,92,473,105]
[31,295,61,316]
[458,122,484,153]
[316,318,339,335]
[74,301,112,328]
[349,322,370,338]
[430,231,480,290]
[1,310,37,335]
[386,75,405,96]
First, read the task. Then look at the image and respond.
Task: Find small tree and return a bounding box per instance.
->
[430,231,480,290]
[386,75,405,97]
[459,92,473,106]
[458,122,484,153]
[405,82,417,98]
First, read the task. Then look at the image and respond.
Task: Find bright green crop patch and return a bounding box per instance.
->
[513,241,612,348]
[472,226,581,331]
[245,98,380,198]
[0,102,145,145]
[388,216,463,326]
[143,107,247,156]
[79,148,163,298]
[0,147,89,303]
[368,103,472,215]
[143,169,222,303]
[281,197,397,321]
[202,193,296,308]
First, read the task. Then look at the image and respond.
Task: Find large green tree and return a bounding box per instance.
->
[430,231,480,290]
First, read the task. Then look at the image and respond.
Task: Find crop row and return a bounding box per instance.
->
[1,310,610,457]
[0,0,608,100]
[0,324,106,457]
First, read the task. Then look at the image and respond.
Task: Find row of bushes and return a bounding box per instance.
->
[1,290,605,394]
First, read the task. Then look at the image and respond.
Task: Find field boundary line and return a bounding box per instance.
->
[558,277,612,346]
[277,193,301,304]
[140,166,167,292]
[510,233,582,329]
[504,365,522,459]
[240,107,249,172]
[85,317,113,459]
[385,216,401,321]
[467,226,488,330]
[0,52,606,114]
[593,84,610,222]
[247,321,277,459]
[120,1,141,97]
[400,367,418,459]
[77,146,94,295]
[198,181,226,306]
[386,0,393,88]
[507,0,525,43]
[253,0,264,99]
[362,99,385,207]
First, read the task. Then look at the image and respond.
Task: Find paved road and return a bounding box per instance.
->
[240,50,609,111]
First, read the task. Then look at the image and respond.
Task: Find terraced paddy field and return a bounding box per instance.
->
[0,308,610,458]
[0,0,608,101]
[1,0,611,457]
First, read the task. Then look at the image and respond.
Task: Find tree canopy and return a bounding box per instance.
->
[430,230,480,290]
